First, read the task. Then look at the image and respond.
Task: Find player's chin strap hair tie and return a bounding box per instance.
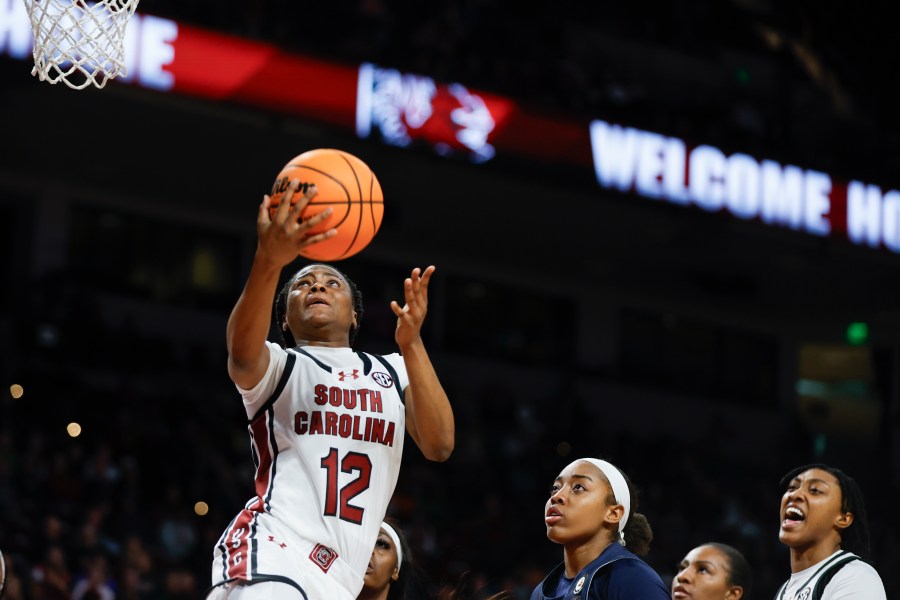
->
[578,458,631,546]
[381,522,403,572]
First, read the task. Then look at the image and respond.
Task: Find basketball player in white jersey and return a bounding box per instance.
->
[775,463,886,600]
[206,181,455,600]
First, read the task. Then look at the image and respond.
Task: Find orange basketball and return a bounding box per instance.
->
[268,148,384,261]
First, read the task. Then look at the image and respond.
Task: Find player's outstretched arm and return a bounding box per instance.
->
[392,266,455,462]
[227,182,336,389]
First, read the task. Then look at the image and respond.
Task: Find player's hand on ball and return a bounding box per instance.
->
[257,179,337,266]
[392,266,435,349]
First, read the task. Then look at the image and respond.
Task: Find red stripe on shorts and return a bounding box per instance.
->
[225,509,256,581]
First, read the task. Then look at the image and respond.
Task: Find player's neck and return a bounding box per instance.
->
[563,538,614,579]
[789,540,841,573]
[356,586,389,600]
[289,319,351,348]
[292,329,351,348]
[295,338,350,348]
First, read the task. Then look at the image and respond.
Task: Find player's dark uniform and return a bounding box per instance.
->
[530,542,669,600]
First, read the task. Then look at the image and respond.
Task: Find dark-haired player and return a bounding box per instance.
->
[530,458,669,600]
[774,463,886,599]
[357,520,411,600]
[672,542,751,600]
[206,181,454,600]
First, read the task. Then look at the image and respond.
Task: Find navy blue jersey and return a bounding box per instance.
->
[530,543,669,600]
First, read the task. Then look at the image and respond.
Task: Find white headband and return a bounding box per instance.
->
[576,458,631,545]
[380,522,403,572]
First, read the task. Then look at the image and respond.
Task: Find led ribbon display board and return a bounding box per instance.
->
[1,2,586,161]
[590,120,900,253]
[2,2,898,253]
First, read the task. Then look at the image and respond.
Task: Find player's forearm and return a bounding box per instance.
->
[227,253,283,369]
[402,339,454,461]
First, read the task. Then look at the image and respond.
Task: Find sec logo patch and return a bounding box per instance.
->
[372,371,394,388]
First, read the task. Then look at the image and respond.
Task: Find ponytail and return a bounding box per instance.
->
[623,512,653,556]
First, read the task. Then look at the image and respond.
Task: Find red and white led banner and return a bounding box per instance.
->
[2,1,898,254]
[0,2,587,166]
[1,3,361,125]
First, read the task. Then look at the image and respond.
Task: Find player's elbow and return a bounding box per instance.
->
[227,351,268,391]
[422,436,454,462]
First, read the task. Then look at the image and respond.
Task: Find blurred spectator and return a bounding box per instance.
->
[71,555,115,600]
[29,545,71,600]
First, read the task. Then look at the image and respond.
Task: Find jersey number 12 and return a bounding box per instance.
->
[321,448,372,524]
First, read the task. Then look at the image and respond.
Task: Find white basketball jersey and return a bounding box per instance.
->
[213,342,407,595]
[775,550,887,600]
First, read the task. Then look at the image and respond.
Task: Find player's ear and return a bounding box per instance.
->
[835,510,853,530]
[724,585,744,600]
[604,503,625,527]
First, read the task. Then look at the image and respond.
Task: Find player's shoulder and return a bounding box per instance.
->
[824,557,887,599]
[354,350,406,372]
[353,348,401,359]
[265,340,288,354]
[370,350,403,363]
[833,558,885,583]
[602,556,669,598]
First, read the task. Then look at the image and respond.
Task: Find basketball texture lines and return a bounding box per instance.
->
[269,149,384,261]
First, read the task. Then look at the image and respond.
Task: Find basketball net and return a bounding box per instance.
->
[23,0,141,90]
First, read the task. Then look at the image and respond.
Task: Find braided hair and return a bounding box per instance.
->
[780,463,872,559]
[273,264,365,347]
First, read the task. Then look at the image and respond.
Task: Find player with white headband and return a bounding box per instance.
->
[530,457,669,600]
[358,520,411,600]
